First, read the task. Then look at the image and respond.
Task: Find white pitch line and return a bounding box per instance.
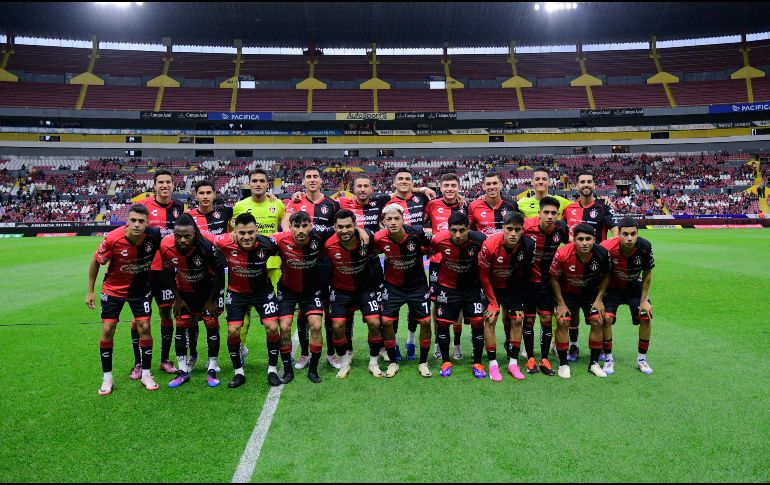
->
[231,331,299,483]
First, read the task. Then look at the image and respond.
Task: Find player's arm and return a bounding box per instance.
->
[355,227,370,246]
[86,258,101,309]
[639,269,653,318]
[280,210,292,232]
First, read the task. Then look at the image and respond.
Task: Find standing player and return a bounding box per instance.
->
[563,171,618,362]
[477,212,535,382]
[429,212,486,378]
[324,210,387,379]
[374,204,433,378]
[231,169,285,366]
[138,169,185,377]
[424,173,468,361]
[600,217,655,375]
[86,204,162,395]
[517,167,572,219]
[282,166,341,369]
[159,214,226,388]
[521,196,569,376]
[211,213,281,388]
[550,223,612,379]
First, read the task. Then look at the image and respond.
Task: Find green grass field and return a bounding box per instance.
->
[1,230,769,482]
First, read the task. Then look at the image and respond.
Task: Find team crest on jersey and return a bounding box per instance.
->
[321,206,329,214]
[310,240,319,250]
[517,252,524,261]
[590,209,598,219]
[144,242,153,253]
[468,248,476,257]
[414,196,421,203]
[269,206,276,213]
[213,211,221,219]
[590,261,599,272]
[407,241,416,252]
[553,234,561,243]
[501,209,508,217]
[437,291,448,303]
[258,249,266,260]
[370,201,377,207]
[359,247,367,257]
[458,208,465,214]
[634,255,642,265]
[193,255,203,267]
[173,209,180,218]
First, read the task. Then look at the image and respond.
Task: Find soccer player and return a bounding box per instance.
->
[273,211,363,383]
[517,167,572,219]
[137,169,185,377]
[231,169,284,366]
[86,204,163,395]
[374,204,433,378]
[563,171,618,362]
[324,210,387,379]
[429,212,486,378]
[424,173,468,361]
[211,213,281,388]
[159,214,226,388]
[550,223,612,379]
[521,196,569,376]
[282,166,341,369]
[600,217,655,375]
[478,212,535,382]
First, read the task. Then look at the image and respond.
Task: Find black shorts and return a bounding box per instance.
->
[428,261,440,301]
[177,287,219,320]
[604,288,650,325]
[434,285,486,324]
[562,293,602,324]
[100,292,152,322]
[328,285,383,320]
[524,281,556,316]
[381,283,431,321]
[277,285,324,318]
[492,287,525,315]
[225,290,279,326]
[150,270,175,308]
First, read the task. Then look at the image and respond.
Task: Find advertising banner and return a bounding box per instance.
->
[394,112,457,120]
[335,112,395,121]
[140,111,207,120]
[709,102,770,114]
[580,108,644,117]
[207,112,273,121]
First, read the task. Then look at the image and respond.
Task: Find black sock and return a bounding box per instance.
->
[267,338,280,367]
[471,327,484,364]
[310,351,321,372]
[131,328,140,366]
[486,347,497,362]
[175,327,189,362]
[507,341,520,360]
[368,338,383,357]
[333,337,348,358]
[569,327,579,346]
[590,347,601,365]
[160,324,173,361]
[324,317,335,356]
[227,340,242,370]
[297,314,309,356]
[437,326,451,364]
[189,322,199,358]
[557,347,568,366]
[523,325,534,358]
[100,340,113,373]
[453,328,462,347]
[345,316,354,352]
[281,351,292,369]
[540,325,553,360]
[206,327,220,359]
[139,338,153,370]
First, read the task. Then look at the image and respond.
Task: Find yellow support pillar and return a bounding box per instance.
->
[0,34,19,82]
[147,45,180,112]
[441,46,464,113]
[71,35,104,110]
[731,35,765,103]
[570,43,602,109]
[647,36,679,108]
[361,43,390,112]
[502,42,532,112]
[296,47,327,113]
[220,47,244,112]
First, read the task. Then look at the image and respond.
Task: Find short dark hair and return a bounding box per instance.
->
[395,168,412,177]
[447,212,469,228]
[576,171,594,182]
[573,223,595,238]
[484,171,501,181]
[153,169,173,184]
[440,173,460,184]
[193,179,215,193]
[289,211,312,226]
[539,196,561,211]
[175,212,196,228]
[617,217,639,230]
[353,173,371,184]
[128,204,149,217]
[304,166,321,177]
[532,167,549,176]
[249,168,268,180]
[233,212,257,227]
[503,212,525,226]
[333,209,356,225]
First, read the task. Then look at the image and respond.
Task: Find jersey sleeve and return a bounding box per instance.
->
[94,236,113,265]
[477,240,498,313]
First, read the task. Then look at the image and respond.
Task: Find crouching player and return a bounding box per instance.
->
[429,212,487,378]
[159,214,225,388]
[211,213,281,388]
[86,204,163,395]
[478,212,535,382]
[550,223,611,379]
[600,217,655,375]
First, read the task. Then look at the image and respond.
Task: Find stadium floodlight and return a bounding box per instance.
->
[94,2,144,6]
[538,2,576,13]
[534,3,540,10]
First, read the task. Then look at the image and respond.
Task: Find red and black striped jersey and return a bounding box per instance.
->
[337,195,390,232]
[522,217,569,283]
[424,198,468,264]
[159,234,224,293]
[273,230,331,294]
[600,237,655,290]
[94,226,162,299]
[374,225,432,288]
[549,242,612,296]
[468,197,521,236]
[478,233,535,312]
[563,199,617,242]
[324,230,378,292]
[387,193,428,229]
[140,196,184,270]
[209,233,278,295]
[429,230,486,290]
[186,206,233,235]
[284,195,339,235]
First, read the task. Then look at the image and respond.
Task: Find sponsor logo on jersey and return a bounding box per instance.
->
[569,265,576,272]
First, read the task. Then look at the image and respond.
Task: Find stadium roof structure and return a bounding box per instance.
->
[2,2,770,49]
